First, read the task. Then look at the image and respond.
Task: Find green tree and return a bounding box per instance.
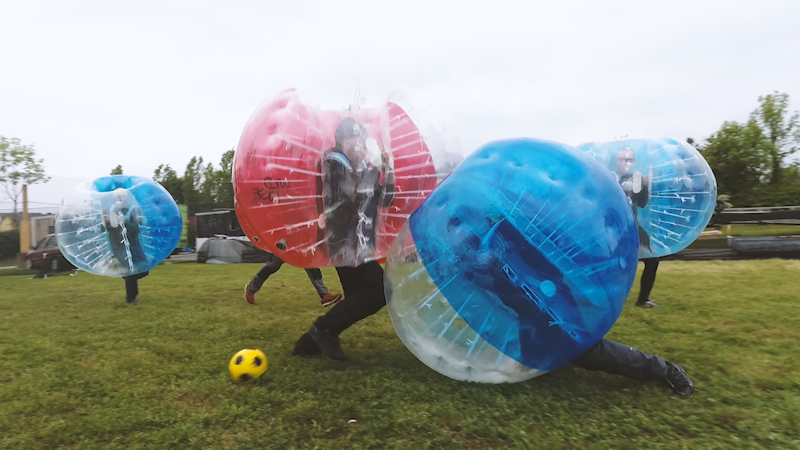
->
[182,156,205,206]
[700,120,770,206]
[110,165,123,175]
[0,136,51,221]
[214,149,235,205]
[199,162,216,205]
[153,164,184,203]
[750,92,800,185]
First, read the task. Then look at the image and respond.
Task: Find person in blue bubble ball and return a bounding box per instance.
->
[294,137,695,396]
[615,147,651,250]
[615,147,661,308]
[428,200,692,394]
[104,188,149,306]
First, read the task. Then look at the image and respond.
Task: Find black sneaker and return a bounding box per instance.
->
[310,326,348,361]
[635,300,660,308]
[665,363,694,396]
[291,332,322,358]
[126,297,139,306]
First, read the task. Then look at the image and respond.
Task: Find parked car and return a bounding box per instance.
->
[26,234,75,272]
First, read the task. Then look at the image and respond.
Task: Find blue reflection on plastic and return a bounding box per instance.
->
[56,175,182,277]
[577,137,717,258]
[408,139,639,371]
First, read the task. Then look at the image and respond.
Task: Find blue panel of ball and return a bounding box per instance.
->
[402,139,639,373]
[577,137,717,258]
[56,175,183,277]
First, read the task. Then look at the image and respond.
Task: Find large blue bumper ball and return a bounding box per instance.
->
[577,137,717,258]
[385,138,640,383]
[55,176,183,277]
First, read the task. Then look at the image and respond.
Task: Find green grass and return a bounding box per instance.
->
[1,261,799,449]
[690,224,800,249]
[0,257,19,268]
[720,224,800,237]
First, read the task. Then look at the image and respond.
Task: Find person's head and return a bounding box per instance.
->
[334,117,366,159]
[112,188,130,207]
[616,148,636,176]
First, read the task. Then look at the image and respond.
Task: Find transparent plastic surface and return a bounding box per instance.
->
[233,88,460,268]
[385,139,640,382]
[386,226,544,383]
[577,137,717,258]
[55,176,182,277]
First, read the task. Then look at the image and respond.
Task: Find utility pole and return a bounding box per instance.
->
[17,184,31,268]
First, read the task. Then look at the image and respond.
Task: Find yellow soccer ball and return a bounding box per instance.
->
[229,349,268,382]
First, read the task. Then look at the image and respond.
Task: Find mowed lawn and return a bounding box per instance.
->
[1,260,799,450]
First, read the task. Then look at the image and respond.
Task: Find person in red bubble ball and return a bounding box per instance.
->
[318,117,395,266]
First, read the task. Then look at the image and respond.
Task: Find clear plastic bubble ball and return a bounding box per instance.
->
[577,137,717,258]
[385,138,640,383]
[55,175,183,277]
[233,87,461,268]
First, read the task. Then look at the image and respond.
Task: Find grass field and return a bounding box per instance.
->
[1,260,799,449]
[718,224,800,237]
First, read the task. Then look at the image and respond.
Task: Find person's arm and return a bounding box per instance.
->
[631,173,649,208]
[378,146,395,207]
[323,151,354,215]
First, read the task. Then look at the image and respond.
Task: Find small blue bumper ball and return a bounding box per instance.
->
[55,176,183,277]
[577,137,717,258]
[385,139,640,383]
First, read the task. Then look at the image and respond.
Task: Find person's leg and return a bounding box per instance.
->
[636,259,660,307]
[571,339,693,395]
[305,268,342,307]
[293,261,386,360]
[124,271,149,305]
[244,254,284,304]
[248,255,284,293]
[314,262,386,335]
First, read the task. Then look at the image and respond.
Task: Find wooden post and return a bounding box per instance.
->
[17,185,31,268]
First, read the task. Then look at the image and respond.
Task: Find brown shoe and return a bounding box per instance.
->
[244,285,255,305]
[321,293,342,308]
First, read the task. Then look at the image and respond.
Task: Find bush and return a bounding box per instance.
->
[0,229,20,259]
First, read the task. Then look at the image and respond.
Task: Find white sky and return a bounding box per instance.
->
[2,0,799,213]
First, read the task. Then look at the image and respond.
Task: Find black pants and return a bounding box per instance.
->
[295,262,670,383]
[571,338,669,381]
[314,261,386,335]
[638,258,660,303]
[294,261,386,352]
[123,271,149,301]
[248,254,331,299]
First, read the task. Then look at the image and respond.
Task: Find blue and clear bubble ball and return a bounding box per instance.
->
[577,137,717,259]
[385,138,640,383]
[55,176,183,277]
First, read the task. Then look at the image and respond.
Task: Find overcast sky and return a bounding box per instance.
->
[2,0,799,213]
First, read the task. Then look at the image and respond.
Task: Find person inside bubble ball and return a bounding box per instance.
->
[320,117,395,265]
[449,212,692,395]
[616,148,650,240]
[616,148,660,308]
[291,212,694,395]
[104,188,148,306]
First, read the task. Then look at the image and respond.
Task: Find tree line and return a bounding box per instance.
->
[696,91,799,207]
[112,150,235,208]
[3,91,799,221]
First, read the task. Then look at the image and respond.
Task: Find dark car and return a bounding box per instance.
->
[26,234,75,272]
